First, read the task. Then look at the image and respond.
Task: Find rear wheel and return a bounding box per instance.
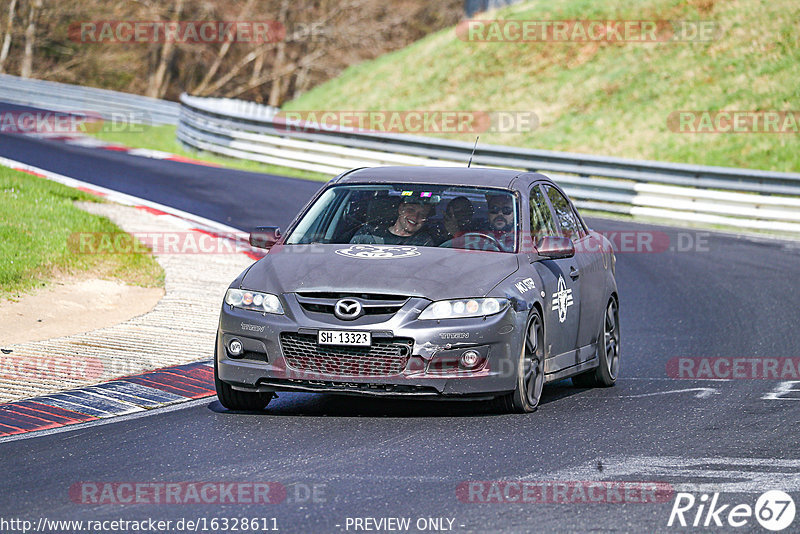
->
[214,349,273,411]
[497,310,545,413]
[573,298,620,388]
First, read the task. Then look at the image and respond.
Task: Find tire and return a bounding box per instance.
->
[214,350,273,411]
[496,310,545,413]
[572,298,620,388]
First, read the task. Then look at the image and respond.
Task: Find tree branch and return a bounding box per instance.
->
[0,0,18,74]
[192,0,257,95]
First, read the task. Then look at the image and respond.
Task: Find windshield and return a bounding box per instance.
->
[286,183,519,253]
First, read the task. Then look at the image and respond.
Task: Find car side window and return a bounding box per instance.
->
[529,185,558,244]
[543,185,584,240]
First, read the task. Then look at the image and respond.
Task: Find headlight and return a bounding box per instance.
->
[225,289,284,314]
[418,298,508,320]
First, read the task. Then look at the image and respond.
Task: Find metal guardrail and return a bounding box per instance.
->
[178,93,800,234]
[0,74,179,125]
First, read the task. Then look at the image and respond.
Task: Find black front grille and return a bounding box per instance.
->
[258,378,439,395]
[295,292,408,317]
[280,333,411,376]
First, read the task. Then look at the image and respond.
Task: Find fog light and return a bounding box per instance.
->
[460,350,481,368]
[228,338,244,357]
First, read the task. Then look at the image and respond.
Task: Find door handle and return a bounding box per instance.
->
[569,266,580,279]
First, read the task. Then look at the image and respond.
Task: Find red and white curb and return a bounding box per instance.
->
[23,132,221,167]
[1,156,265,433]
[0,361,216,440]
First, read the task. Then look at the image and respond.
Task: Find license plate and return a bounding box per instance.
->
[317,330,371,347]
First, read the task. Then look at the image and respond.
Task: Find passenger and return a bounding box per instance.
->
[433,196,474,244]
[350,198,435,246]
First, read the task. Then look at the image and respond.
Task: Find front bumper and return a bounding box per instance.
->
[216,294,524,398]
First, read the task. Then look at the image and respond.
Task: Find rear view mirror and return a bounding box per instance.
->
[249,226,282,249]
[536,236,575,259]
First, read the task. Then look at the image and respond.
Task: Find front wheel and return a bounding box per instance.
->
[497,310,545,413]
[214,350,273,411]
[573,298,620,388]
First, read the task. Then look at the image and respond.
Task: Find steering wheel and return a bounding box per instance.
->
[447,232,503,252]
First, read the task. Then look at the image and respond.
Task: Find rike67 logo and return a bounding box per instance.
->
[668,490,796,531]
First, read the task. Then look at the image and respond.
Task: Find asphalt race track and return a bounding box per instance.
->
[2,116,800,533]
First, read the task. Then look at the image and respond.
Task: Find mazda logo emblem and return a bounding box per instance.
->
[334,299,363,320]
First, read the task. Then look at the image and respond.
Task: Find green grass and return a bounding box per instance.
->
[0,166,164,300]
[283,0,800,173]
[88,124,333,182]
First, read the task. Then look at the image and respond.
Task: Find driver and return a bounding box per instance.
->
[484,193,516,252]
[350,198,435,246]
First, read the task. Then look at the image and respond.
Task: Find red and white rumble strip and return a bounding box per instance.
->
[0,156,265,432]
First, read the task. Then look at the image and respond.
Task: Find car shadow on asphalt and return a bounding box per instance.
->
[207,379,587,417]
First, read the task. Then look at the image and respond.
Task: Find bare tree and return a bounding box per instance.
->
[0,0,18,73]
[250,44,266,102]
[146,0,184,98]
[198,45,272,96]
[225,48,325,99]
[192,0,256,95]
[266,0,289,106]
[0,0,462,100]
[20,0,43,78]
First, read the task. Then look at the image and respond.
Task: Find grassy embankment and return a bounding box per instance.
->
[283,0,799,172]
[92,0,798,174]
[0,166,163,300]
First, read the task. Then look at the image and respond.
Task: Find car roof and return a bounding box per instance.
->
[336,166,540,189]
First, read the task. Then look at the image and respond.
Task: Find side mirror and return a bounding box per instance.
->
[536,236,575,259]
[249,226,282,250]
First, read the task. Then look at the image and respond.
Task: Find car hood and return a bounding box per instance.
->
[240,244,519,300]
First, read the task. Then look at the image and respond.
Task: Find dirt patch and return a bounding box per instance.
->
[0,277,164,346]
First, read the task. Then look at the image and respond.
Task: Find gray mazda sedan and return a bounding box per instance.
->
[215,166,619,413]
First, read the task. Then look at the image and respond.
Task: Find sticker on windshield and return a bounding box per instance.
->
[335,244,421,259]
[551,275,574,323]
